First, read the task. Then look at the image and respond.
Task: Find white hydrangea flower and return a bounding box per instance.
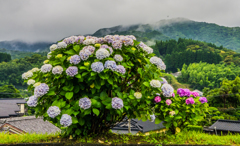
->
[31,68,40,72]
[96,48,110,60]
[47,52,52,59]
[57,42,67,49]
[22,71,33,80]
[83,39,96,45]
[52,66,63,75]
[143,46,153,54]
[150,80,161,88]
[150,56,163,66]
[157,62,166,70]
[49,44,58,52]
[27,79,35,85]
[134,92,142,99]
[114,54,123,62]
[41,64,52,73]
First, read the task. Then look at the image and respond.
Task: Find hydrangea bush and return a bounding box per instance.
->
[23,35,167,137]
[23,34,208,136]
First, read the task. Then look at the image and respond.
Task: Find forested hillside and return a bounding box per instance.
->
[0,52,11,63]
[0,48,47,59]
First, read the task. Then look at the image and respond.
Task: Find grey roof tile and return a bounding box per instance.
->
[209,120,240,132]
[0,98,26,118]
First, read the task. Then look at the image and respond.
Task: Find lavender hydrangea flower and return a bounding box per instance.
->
[104,35,114,44]
[79,97,92,110]
[41,64,52,73]
[114,54,123,62]
[96,48,110,60]
[138,42,147,48]
[52,66,63,75]
[199,97,208,103]
[161,84,174,97]
[91,62,104,73]
[112,40,122,49]
[186,97,195,105]
[27,95,38,107]
[150,114,155,122]
[60,114,72,127]
[97,37,105,44]
[70,55,81,65]
[123,38,134,46]
[143,46,153,54]
[47,106,61,118]
[160,77,168,84]
[112,97,124,109]
[116,65,126,74]
[34,83,49,98]
[79,49,91,61]
[57,42,67,49]
[77,36,85,44]
[157,62,166,70]
[177,88,191,97]
[83,46,95,54]
[104,60,117,71]
[150,56,163,66]
[66,66,78,77]
[150,80,161,88]
[126,35,136,40]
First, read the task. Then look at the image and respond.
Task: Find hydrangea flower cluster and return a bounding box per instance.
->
[157,62,166,70]
[112,97,123,109]
[134,92,142,99]
[34,83,49,98]
[22,71,33,79]
[60,114,72,127]
[41,64,52,73]
[138,42,147,48]
[150,80,161,88]
[83,39,96,45]
[66,66,78,77]
[47,106,61,118]
[112,40,122,49]
[161,84,174,97]
[123,38,134,46]
[63,36,85,44]
[27,79,35,85]
[143,46,153,54]
[150,57,163,66]
[79,97,92,110]
[166,99,172,106]
[33,82,41,87]
[104,60,117,71]
[31,68,40,72]
[154,96,161,103]
[47,52,52,59]
[160,77,168,84]
[116,65,126,74]
[27,95,38,107]
[150,114,155,122]
[79,46,95,60]
[191,91,200,97]
[57,42,67,49]
[50,44,57,52]
[52,66,63,75]
[199,97,208,103]
[96,48,110,60]
[114,54,123,62]
[100,45,113,54]
[177,88,191,97]
[91,62,104,73]
[169,111,176,116]
[186,97,195,105]
[70,55,81,65]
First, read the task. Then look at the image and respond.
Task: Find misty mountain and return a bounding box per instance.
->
[92,18,240,50]
[0,40,53,52]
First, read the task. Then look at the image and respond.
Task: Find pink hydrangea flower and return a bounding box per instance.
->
[172,93,175,97]
[186,97,195,105]
[166,99,172,106]
[154,96,161,103]
[191,92,199,97]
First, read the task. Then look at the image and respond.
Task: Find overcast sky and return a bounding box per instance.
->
[0,0,240,43]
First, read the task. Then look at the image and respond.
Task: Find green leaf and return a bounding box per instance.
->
[74,86,80,93]
[107,77,113,84]
[72,117,78,124]
[64,49,76,55]
[93,108,100,116]
[73,45,80,53]
[143,82,150,87]
[84,109,91,115]
[47,90,55,96]
[65,92,73,100]
[75,74,81,79]
[82,72,88,77]
[100,91,108,100]
[174,115,182,120]
[79,118,85,126]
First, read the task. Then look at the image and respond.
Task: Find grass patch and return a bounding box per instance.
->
[0,131,240,145]
[163,73,193,90]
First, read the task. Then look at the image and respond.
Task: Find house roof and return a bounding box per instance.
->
[0,98,26,118]
[0,116,60,134]
[209,119,240,132]
[112,118,165,133]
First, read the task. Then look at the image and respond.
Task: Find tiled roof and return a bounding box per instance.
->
[136,119,165,133]
[0,98,26,118]
[209,119,240,132]
[0,116,60,134]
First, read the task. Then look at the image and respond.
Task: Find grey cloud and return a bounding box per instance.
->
[0,0,239,42]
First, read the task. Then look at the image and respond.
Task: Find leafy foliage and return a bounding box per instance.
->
[0,85,21,98]
[0,52,11,63]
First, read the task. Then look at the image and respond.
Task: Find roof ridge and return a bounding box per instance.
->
[5,116,42,122]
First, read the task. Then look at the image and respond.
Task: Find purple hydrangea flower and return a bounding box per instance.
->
[126,35,136,40]
[70,55,81,65]
[157,62,166,70]
[112,97,123,109]
[160,77,168,84]
[104,35,114,44]
[27,95,38,107]
[66,66,78,77]
[112,40,122,49]
[116,65,126,74]
[177,88,191,97]
[79,49,91,61]
[60,114,72,127]
[123,38,134,46]
[166,99,172,106]
[91,62,104,73]
[150,114,155,122]
[186,97,195,105]
[79,97,92,110]
[34,83,49,98]
[199,97,208,103]
[161,84,174,97]
[104,60,117,71]
[96,37,105,44]
[138,42,147,48]
[47,106,61,118]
